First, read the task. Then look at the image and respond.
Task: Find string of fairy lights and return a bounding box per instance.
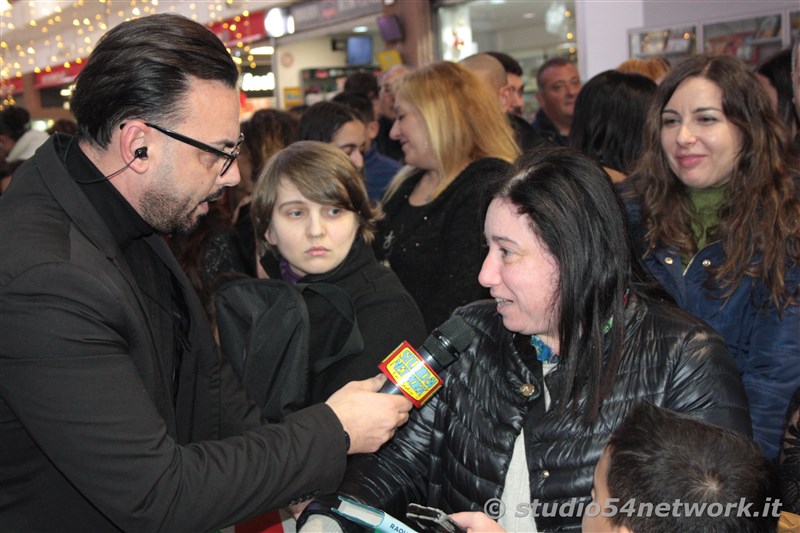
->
[0,0,272,107]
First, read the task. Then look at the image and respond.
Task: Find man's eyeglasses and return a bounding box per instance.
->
[145,122,244,176]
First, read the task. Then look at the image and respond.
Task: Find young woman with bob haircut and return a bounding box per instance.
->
[250,141,426,403]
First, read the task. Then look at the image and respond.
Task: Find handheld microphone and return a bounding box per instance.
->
[378,315,475,407]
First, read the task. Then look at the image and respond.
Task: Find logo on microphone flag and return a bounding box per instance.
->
[379,341,443,407]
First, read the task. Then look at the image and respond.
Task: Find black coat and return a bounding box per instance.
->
[509,112,552,153]
[375,116,404,162]
[373,158,511,331]
[261,237,427,402]
[301,296,751,531]
[0,137,348,531]
[531,109,568,147]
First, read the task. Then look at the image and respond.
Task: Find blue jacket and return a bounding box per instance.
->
[364,143,402,202]
[625,199,800,460]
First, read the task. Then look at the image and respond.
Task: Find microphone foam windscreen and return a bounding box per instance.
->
[424,315,475,368]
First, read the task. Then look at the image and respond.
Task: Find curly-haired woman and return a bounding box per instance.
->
[626,54,800,460]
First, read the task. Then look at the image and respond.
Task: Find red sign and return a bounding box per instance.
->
[34,62,86,89]
[0,77,24,95]
[208,10,267,46]
[22,10,266,90]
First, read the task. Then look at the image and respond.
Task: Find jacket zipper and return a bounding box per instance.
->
[681,240,720,276]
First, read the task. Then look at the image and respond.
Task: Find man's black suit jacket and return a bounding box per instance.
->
[0,137,347,531]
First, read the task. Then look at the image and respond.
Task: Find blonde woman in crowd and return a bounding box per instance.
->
[617,56,671,84]
[375,60,520,330]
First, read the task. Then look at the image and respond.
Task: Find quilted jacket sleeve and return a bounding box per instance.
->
[298,392,439,531]
[662,318,753,438]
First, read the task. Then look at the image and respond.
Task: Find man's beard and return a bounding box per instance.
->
[141,186,225,235]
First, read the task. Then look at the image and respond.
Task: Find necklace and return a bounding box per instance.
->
[530,315,616,365]
[530,335,558,364]
[421,171,440,203]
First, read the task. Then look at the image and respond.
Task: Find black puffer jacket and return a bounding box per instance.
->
[301,296,752,531]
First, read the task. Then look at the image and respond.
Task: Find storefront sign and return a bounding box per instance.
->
[241,65,275,96]
[208,10,268,46]
[33,62,85,89]
[0,77,24,95]
[290,0,382,33]
[241,72,275,93]
[283,87,303,108]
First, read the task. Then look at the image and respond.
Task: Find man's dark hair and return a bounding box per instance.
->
[536,57,574,88]
[70,14,239,148]
[607,402,779,533]
[0,106,31,141]
[757,48,800,135]
[296,101,362,143]
[343,71,379,99]
[332,92,375,123]
[486,51,522,77]
[569,70,656,174]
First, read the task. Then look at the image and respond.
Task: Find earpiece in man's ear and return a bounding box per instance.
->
[89,146,149,182]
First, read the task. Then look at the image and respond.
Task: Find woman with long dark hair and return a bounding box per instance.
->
[298,147,750,532]
[569,70,656,183]
[627,54,800,460]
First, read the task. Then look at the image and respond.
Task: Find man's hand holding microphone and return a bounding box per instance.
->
[326,374,411,454]
[326,315,476,453]
[299,316,476,532]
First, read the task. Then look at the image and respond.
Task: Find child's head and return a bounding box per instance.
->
[583,402,778,533]
[251,141,380,276]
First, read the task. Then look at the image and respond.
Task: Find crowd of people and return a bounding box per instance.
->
[0,12,798,533]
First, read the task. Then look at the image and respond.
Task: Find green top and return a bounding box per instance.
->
[682,184,726,266]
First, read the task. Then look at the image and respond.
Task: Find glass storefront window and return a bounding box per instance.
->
[703,13,784,67]
[435,0,577,121]
[39,85,71,110]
